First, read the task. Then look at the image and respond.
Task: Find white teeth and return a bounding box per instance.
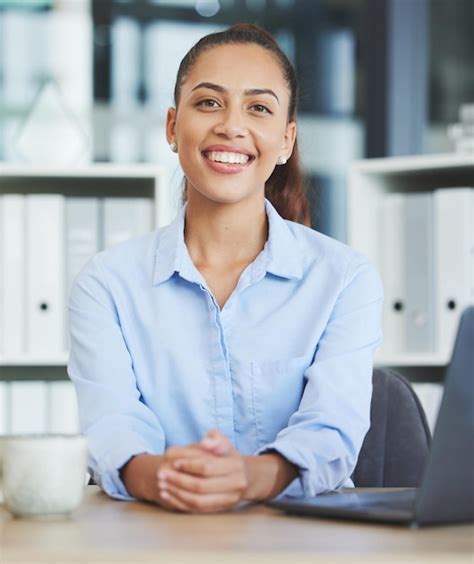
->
[206,151,250,164]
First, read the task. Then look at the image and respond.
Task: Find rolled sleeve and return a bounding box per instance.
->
[256,257,384,497]
[67,255,166,500]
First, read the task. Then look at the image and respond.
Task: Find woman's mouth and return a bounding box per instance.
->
[202,150,254,175]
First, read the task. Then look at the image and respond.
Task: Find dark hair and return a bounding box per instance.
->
[173,23,310,226]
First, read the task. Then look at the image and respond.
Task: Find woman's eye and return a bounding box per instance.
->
[251,104,272,114]
[197,99,220,108]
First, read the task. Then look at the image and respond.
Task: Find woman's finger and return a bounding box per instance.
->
[156,445,208,481]
[200,429,234,456]
[158,467,247,495]
[164,444,205,460]
[172,455,241,477]
[158,489,190,512]
[162,482,241,513]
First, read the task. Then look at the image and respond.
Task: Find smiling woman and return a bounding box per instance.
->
[167,42,296,214]
[68,24,384,514]
[168,24,309,226]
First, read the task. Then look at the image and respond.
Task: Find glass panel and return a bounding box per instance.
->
[0,1,92,162]
[426,0,474,154]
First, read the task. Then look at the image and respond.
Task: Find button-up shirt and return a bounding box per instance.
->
[68,198,383,500]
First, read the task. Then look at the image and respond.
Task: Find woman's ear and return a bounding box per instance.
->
[281,121,297,159]
[166,107,177,145]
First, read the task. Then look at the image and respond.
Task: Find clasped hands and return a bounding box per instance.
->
[155,429,250,513]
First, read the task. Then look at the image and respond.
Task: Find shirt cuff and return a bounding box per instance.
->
[255,440,354,498]
[88,432,163,500]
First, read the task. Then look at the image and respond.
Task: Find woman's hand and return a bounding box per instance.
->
[156,430,249,513]
[120,445,207,508]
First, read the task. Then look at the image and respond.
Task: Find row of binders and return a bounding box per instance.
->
[0,194,154,358]
[0,380,79,435]
[379,187,473,360]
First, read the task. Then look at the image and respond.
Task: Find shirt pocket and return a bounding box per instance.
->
[250,355,309,448]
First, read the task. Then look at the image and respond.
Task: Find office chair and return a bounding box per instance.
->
[352,367,432,488]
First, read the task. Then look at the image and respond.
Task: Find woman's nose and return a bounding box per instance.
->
[213,107,248,138]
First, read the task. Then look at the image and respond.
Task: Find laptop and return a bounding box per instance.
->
[267,306,474,526]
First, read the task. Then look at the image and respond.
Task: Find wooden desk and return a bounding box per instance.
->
[0,486,472,563]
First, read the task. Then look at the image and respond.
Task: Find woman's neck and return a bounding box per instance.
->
[184,191,268,270]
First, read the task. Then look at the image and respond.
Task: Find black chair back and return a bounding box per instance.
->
[352,368,432,487]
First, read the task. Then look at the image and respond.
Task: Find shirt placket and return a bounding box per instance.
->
[205,288,236,442]
[179,250,268,446]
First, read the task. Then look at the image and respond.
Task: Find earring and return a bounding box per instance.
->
[277,155,287,165]
[170,142,178,153]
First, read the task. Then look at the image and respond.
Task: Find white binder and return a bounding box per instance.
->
[433,187,474,361]
[66,197,100,292]
[379,193,406,356]
[65,197,100,350]
[404,193,434,354]
[47,380,80,434]
[0,195,26,357]
[25,194,65,356]
[10,381,48,434]
[103,197,153,249]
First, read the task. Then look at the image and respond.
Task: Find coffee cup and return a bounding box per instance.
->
[2,434,87,519]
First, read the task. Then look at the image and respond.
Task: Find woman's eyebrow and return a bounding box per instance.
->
[191,82,280,104]
[245,88,280,104]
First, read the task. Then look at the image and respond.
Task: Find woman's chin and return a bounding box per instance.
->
[186,185,262,206]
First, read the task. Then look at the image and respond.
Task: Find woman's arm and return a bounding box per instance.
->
[243,452,299,501]
[68,255,167,500]
[120,454,163,502]
[253,257,384,497]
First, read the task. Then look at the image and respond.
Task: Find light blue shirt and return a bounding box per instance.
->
[68,198,383,501]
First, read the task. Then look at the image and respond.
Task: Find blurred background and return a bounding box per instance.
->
[1,0,472,242]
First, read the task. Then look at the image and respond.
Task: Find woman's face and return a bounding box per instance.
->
[166,43,296,206]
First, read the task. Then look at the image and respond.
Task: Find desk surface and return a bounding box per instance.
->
[0,486,473,563]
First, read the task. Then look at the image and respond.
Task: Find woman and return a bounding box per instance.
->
[68,24,383,513]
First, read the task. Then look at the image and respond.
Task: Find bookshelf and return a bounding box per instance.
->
[0,164,171,368]
[0,164,171,435]
[0,164,171,227]
[347,153,473,370]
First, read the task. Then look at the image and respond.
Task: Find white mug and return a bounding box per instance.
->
[2,434,87,518]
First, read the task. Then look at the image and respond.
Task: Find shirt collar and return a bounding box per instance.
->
[257,198,304,281]
[152,203,187,286]
[152,198,305,286]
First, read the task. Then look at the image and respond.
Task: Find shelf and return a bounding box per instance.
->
[347,154,474,262]
[347,153,473,371]
[0,355,69,367]
[0,163,166,178]
[0,163,173,231]
[348,152,473,174]
[0,164,174,374]
[374,353,450,368]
